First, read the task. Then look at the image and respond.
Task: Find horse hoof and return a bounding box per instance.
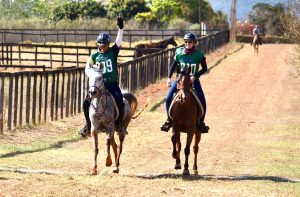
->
[183,169,190,176]
[106,157,112,167]
[194,170,198,175]
[112,167,119,173]
[90,168,97,175]
[175,163,181,170]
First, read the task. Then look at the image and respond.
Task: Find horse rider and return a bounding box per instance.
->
[160,33,209,133]
[251,25,262,45]
[79,16,126,137]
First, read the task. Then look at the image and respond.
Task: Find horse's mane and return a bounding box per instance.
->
[134,36,177,58]
[135,36,177,49]
[177,71,192,91]
[157,36,175,48]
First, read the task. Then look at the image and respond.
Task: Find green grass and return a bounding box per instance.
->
[254,123,300,178]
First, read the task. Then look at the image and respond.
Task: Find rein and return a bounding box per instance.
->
[90,85,108,119]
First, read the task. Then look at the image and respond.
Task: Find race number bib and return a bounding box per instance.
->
[93,59,113,74]
[180,62,197,75]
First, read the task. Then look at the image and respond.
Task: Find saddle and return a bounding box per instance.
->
[168,89,204,120]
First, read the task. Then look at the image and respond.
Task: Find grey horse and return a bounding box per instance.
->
[87,70,148,175]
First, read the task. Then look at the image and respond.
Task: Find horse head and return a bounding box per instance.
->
[168,36,178,47]
[177,67,192,94]
[88,69,105,99]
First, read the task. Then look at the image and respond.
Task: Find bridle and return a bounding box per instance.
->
[89,77,108,118]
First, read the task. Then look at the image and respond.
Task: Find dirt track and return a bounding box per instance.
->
[0,43,299,196]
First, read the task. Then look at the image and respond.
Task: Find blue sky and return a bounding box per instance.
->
[206,0,287,20]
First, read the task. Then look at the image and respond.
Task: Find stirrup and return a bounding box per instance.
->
[160,120,172,132]
[79,124,91,137]
[117,124,128,136]
[199,122,209,134]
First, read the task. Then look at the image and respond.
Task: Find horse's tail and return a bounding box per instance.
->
[123,93,149,119]
[131,98,149,119]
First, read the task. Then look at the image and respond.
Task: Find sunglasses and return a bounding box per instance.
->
[185,41,193,44]
[98,43,108,47]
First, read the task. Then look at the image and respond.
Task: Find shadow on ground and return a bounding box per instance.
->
[131,173,300,183]
[0,137,82,158]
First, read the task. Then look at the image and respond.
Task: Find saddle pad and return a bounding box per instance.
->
[168,90,204,120]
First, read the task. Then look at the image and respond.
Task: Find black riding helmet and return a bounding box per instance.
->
[97,32,110,45]
[184,33,197,42]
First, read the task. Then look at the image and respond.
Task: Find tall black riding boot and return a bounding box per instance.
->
[79,97,91,137]
[160,116,172,132]
[198,118,209,134]
[116,105,127,135]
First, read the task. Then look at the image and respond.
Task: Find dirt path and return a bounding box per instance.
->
[0,43,299,196]
[201,43,299,174]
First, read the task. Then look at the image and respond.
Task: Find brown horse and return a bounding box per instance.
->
[252,34,259,54]
[169,71,203,175]
[134,36,178,58]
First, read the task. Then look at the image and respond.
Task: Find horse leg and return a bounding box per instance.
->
[106,133,113,167]
[113,132,125,173]
[254,44,258,54]
[171,129,181,169]
[183,131,193,176]
[193,130,201,175]
[110,134,119,173]
[171,130,177,159]
[91,130,99,175]
[176,135,181,169]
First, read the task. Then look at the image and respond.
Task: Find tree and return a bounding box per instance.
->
[52,0,106,21]
[282,0,300,43]
[248,3,286,36]
[135,0,180,27]
[6,0,37,18]
[107,0,149,20]
[135,0,227,28]
[0,0,12,17]
[212,11,228,29]
[282,0,300,73]
[179,0,215,24]
[80,0,106,19]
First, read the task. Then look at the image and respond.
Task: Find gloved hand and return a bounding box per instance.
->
[117,16,124,29]
[167,78,171,87]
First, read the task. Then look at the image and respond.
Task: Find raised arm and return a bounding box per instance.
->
[115,16,124,47]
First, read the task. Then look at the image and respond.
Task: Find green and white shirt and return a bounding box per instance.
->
[86,44,120,84]
[172,47,205,79]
